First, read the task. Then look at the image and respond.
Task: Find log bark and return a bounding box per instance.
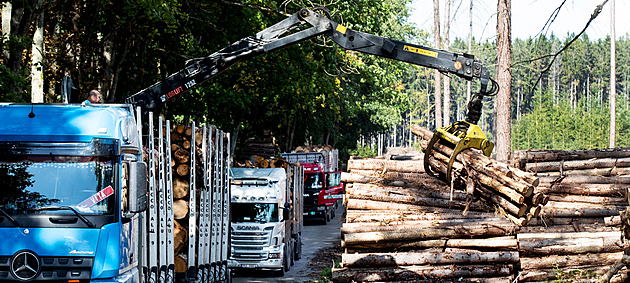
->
[343,225,517,246]
[343,236,518,251]
[518,233,623,255]
[531,167,630,177]
[525,157,630,173]
[537,176,630,185]
[345,210,500,223]
[341,249,519,267]
[341,218,513,234]
[332,265,512,281]
[520,265,627,282]
[348,159,425,173]
[548,195,627,206]
[520,252,623,270]
[347,183,466,201]
[344,198,490,213]
[342,171,447,188]
[513,148,630,164]
[346,192,490,212]
[520,225,618,234]
[536,184,626,197]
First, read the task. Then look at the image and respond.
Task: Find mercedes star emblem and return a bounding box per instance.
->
[10,250,40,281]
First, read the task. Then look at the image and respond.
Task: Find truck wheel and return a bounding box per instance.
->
[295,235,302,260]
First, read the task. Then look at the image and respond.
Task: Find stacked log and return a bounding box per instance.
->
[169,123,194,268]
[411,125,546,226]
[511,148,630,282]
[334,154,520,282]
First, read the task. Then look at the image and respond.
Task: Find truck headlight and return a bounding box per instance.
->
[268,253,281,259]
[317,206,325,211]
[313,192,319,196]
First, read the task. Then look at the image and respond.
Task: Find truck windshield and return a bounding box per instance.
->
[304,172,323,190]
[231,203,278,223]
[0,155,115,216]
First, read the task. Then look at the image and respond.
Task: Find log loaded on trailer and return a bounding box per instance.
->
[0,6,496,283]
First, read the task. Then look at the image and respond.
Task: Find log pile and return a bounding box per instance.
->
[511,148,630,282]
[411,125,547,226]
[334,154,520,282]
[169,124,195,270]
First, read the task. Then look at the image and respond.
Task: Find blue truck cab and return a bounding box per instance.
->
[0,103,147,282]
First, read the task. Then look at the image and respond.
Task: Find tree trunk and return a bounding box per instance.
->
[341,249,518,267]
[348,159,424,173]
[610,0,616,148]
[513,148,630,164]
[495,0,512,161]
[343,225,517,246]
[520,252,622,270]
[332,265,512,282]
[30,0,45,103]
[433,0,442,128]
[518,231,623,255]
[1,2,10,60]
[443,0,451,126]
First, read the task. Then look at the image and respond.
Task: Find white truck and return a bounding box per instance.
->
[228,165,304,275]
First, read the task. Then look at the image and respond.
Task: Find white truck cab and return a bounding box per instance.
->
[228,167,302,275]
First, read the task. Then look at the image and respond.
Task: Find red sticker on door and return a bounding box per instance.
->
[77,186,114,208]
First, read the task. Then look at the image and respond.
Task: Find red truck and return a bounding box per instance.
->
[281,149,343,224]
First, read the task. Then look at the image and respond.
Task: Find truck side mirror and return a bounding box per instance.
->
[282,208,290,221]
[128,161,148,213]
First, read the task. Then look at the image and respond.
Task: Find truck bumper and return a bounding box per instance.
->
[303,210,326,220]
[228,258,283,270]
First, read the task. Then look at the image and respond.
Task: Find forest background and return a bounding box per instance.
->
[1,0,629,162]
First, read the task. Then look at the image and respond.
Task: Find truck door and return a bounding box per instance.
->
[324,171,344,202]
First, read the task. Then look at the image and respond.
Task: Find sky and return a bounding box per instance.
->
[410,0,630,42]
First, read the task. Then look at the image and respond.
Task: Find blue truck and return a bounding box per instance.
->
[0,104,232,282]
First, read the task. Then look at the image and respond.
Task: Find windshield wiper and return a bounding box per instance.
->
[28,206,96,228]
[0,207,21,227]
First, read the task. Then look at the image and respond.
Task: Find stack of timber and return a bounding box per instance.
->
[411,125,547,226]
[238,129,276,159]
[335,154,520,282]
[511,148,630,282]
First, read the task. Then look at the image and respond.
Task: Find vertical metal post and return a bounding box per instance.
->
[147,112,159,283]
[187,122,197,283]
[136,107,147,283]
[221,132,231,282]
[158,117,167,283]
[165,120,175,283]
[211,127,219,282]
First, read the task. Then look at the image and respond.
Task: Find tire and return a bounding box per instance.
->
[295,235,302,260]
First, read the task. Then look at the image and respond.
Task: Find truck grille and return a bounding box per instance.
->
[230,230,270,260]
[0,255,92,282]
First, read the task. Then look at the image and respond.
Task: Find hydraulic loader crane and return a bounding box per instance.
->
[125,7,499,183]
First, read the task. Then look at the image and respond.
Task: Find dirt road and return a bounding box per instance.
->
[232,203,345,282]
